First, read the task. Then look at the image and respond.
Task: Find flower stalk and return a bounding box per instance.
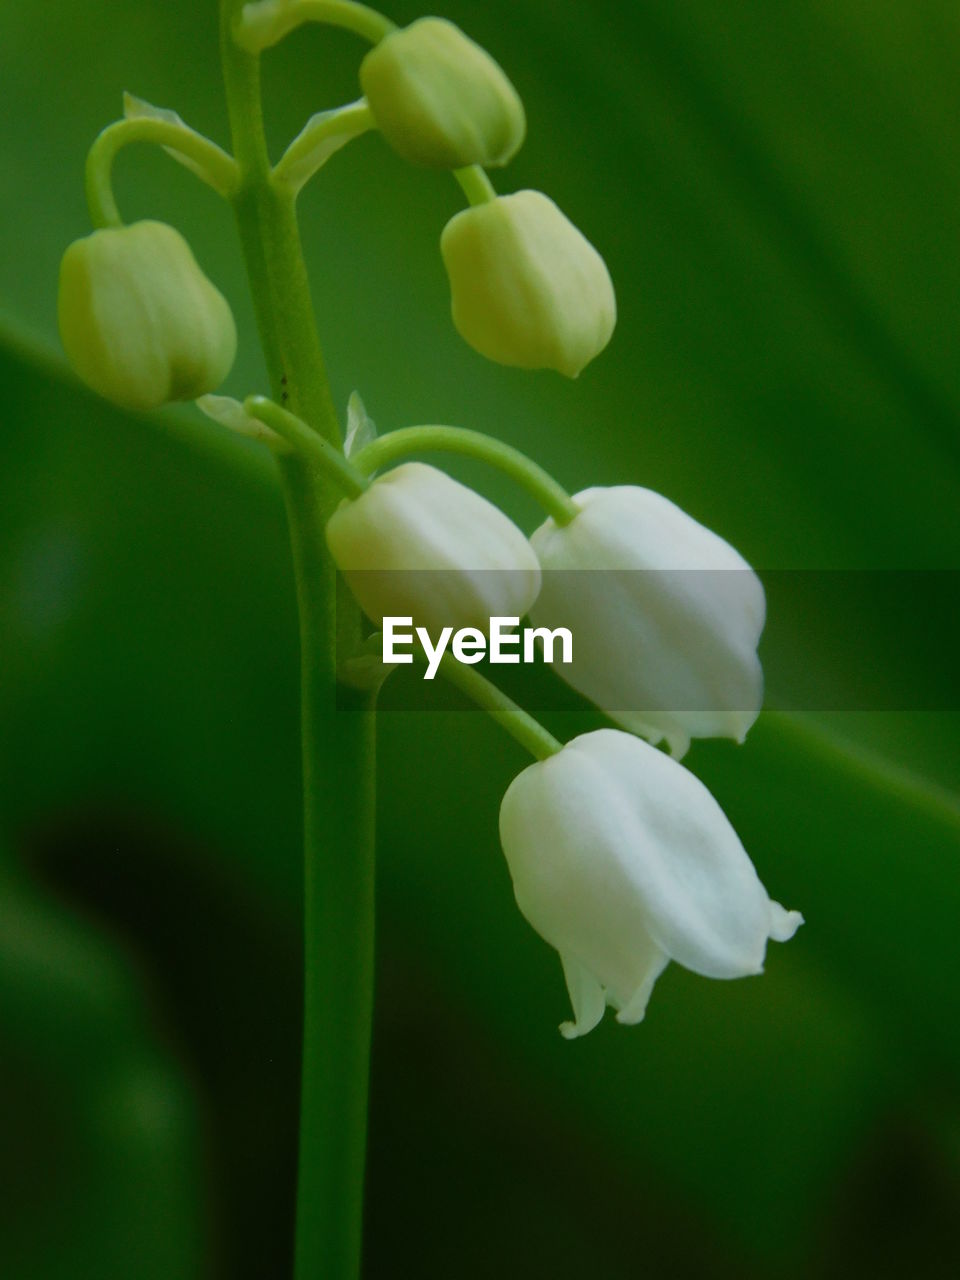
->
[350,423,578,524]
[245,396,369,496]
[220,3,376,1276]
[244,398,579,525]
[234,0,396,53]
[85,115,240,228]
[432,650,562,761]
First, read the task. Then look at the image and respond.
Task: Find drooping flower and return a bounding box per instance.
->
[441,191,616,377]
[325,461,541,633]
[499,729,801,1038]
[529,486,765,757]
[360,17,525,169]
[58,220,236,412]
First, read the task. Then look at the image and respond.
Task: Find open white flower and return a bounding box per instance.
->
[325,461,541,633]
[499,729,801,1038]
[529,486,765,757]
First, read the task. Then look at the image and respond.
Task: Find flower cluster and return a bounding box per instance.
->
[58,5,800,1038]
[325,459,800,1033]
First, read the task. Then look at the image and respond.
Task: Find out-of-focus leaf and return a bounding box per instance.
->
[695,714,960,1066]
[0,855,207,1278]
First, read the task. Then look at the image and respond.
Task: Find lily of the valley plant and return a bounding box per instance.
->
[58,3,801,1276]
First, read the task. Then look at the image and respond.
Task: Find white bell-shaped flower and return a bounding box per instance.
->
[529,486,765,757]
[499,729,801,1038]
[326,461,541,633]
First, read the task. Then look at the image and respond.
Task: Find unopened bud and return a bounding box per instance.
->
[58,220,236,412]
[360,17,525,169]
[441,191,616,377]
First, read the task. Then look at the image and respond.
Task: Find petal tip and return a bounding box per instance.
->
[769,902,804,943]
[614,1005,647,1028]
[559,1019,588,1040]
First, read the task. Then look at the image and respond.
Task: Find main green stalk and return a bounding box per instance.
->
[219,4,376,1276]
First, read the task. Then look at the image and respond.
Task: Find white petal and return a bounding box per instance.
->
[558,953,606,1040]
[769,901,804,942]
[529,486,765,748]
[325,462,541,633]
[614,951,670,1026]
[568,732,774,978]
[502,746,681,1007]
[500,730,792,999]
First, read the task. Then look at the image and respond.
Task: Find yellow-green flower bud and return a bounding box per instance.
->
[58,220,236,412]
[440,191,616,377]
[359,17,525,169]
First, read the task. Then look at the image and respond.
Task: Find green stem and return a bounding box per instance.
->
[234,0,396,53]
[454,165,497,207]
[275,100,376,193]
[352,425,580,525]
[434,653,562,760]
[245,403,581,534]
[283,463,376,1280]
[86,117,239,228]
[245,396,369,496]
[220,26,341,444]
[220,4,374,1278]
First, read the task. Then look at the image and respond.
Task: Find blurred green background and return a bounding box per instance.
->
[2,1,959,1275]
